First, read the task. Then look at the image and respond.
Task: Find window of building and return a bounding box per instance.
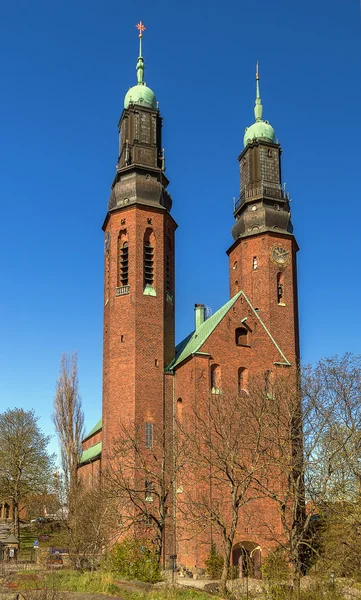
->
[265,369,271,395]
[277,272,285,305]
[235,327,249,347]
[253,256,258,270]
[4,503,10,519]
[238,367,248,394]
[211,364,221,394]
[118,229,129,287]
[166,237,173,294]
[145,422,153,449]
[176,398,183,422]
[145,480,153,501]
[144,228,155,290]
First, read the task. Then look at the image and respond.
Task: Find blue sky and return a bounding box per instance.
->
[0,0,360,456]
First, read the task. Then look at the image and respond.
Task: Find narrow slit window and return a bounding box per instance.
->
[211,364,221,394]
[145,480,153,500]
[253,256,258,270]
[238,367,248,394]
[145,422,153,449]
[277,272,285,304]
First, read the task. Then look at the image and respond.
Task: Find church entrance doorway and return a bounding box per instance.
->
[232,541,262,579]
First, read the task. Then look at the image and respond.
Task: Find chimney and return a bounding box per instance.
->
[194,304,206,330]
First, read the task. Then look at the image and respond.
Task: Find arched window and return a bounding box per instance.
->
[144,228,155,290]
[118,229,129,287]
[235,327,249,347]
[211,364,221,394]
[277,272,285,305]
[238,367,248,394]
[176,398,183,423]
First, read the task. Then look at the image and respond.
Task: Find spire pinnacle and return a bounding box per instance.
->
[254,61,263,122]
[135,21,146,84]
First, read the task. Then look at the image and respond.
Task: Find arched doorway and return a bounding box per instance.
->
[232,541,262,579]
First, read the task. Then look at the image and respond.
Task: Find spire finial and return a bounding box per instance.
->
[254,61,263,122]
[135,21,146,84]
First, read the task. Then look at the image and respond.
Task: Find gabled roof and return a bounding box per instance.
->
[167,290,290,370]
[79,442,102,465]
[1,534,19,544]
[84,418,102,442]
[168,292,242,370]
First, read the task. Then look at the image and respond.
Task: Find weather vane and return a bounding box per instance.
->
[136,21,146,38]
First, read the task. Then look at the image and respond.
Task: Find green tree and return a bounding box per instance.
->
[0,408,54,539]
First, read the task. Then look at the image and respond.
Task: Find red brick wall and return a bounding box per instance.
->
[102,203,177,463]
[173,287,298,570]
[228,232,300,366]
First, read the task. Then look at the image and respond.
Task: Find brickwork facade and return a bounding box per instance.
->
[78,58,300,578]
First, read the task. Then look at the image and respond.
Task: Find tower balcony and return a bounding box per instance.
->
[234,183,290,214]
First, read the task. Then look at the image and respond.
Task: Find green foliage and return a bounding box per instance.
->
[227,565,239,580]
[204,543,224,579]
[262,548,289,583]
[104,537,162,583]
[262,548,291,600]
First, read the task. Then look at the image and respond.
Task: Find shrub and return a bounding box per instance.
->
[103,538,161,584]
[205,544,224,579]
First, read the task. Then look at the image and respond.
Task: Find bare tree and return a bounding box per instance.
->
[65,483,115,570]
[179,388,270,595]
[105,420,186,566]
[53,353,84,509]
[249,355,361,595]
[0,408,54,538]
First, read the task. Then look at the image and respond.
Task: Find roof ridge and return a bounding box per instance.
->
[169,292,243,370]
[240,291,291,366]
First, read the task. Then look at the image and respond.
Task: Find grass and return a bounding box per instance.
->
[13,570,222,599]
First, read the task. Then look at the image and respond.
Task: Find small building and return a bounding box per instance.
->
[0,534,20,561]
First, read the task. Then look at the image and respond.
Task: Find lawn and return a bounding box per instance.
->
[12,570,221,600]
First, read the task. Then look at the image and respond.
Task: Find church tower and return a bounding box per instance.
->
[227,65,300,365]
[102,22,177,459]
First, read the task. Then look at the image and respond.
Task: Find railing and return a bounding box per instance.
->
[234,183,290,213]
[116,285,130,296]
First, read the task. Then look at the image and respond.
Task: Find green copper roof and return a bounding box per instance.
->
[168,290,290,371]
[124,23,157,110]
[244,63,275,147]
[79,442,102,465]
[85,418,102,440]
[169,292,243,369]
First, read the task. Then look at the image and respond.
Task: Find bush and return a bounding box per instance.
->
[103,538,161,584]
[205,544,224,579]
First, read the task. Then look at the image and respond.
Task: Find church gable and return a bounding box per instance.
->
[171,290,290,372]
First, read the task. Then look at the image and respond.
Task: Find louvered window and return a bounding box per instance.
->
[120,242,129,286]
[144,242,154,286]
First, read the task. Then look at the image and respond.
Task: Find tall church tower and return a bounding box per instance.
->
[102,23,177,458]
[227,65,300,365]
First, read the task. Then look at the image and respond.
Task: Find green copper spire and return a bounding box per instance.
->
[136,21,145,84]
[254,61,263,121]
[244,63,275,147]
[124,21,157,110]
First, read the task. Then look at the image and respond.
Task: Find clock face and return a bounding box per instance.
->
[270,245,291,267]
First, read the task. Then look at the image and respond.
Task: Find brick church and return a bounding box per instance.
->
[78,23,300,576]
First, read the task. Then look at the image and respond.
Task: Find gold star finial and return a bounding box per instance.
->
[136,21,146,38]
